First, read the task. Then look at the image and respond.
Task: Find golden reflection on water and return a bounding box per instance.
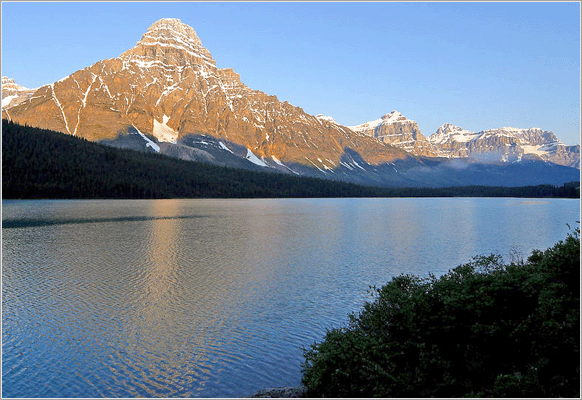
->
[129,200,201,397]
[128,200,249,397]
[142,200,182,311]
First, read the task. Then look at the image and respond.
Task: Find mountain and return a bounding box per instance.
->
[1,77,36,108]
[348,111,440,157]
[428,124,580,169]
[1,18,409,176]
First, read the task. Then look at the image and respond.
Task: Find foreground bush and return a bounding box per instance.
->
[302,228,580,397]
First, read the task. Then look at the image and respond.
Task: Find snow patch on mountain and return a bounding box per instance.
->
[153,115,178,143]
[2,95,17,108]
[219,141,234,153]
[271,155,284,165]
[132,126,160,152]
[246,149,268,167]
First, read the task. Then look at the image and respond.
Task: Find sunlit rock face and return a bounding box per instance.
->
[1,18,408,169]
[349,111,441,157]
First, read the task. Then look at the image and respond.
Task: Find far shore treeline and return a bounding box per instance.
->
[2,119,580,200]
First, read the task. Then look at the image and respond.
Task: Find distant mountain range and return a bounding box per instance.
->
[2,18,580,188]
[350,112,579,169]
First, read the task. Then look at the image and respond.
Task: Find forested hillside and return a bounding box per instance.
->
[2,120,579,199]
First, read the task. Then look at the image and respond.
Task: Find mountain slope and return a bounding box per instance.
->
[1,18,409,174]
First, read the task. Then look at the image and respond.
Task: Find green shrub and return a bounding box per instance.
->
[302,227,580,397]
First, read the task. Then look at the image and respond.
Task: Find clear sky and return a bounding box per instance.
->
[2,2,580,144]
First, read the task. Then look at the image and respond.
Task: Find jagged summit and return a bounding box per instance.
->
[430,123,477,144]
[315,114,339,125]
[145,18,202,45]
[120,17,217,70]
[436,123,465,134]
[381,110,407,123]
[140,18,205,51]
[426,123,578,167]
[2,76,29,91]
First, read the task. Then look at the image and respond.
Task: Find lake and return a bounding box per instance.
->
[2,198,579,398]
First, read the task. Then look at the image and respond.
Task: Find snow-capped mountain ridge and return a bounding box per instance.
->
[346,112,579,168]
[2,76,30,92]
[427,123,579,168]
[315,114,339,125]
[431,124,561,145]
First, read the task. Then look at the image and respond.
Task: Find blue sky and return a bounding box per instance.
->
[2,2,580,144]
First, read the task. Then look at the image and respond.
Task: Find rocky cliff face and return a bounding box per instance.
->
[349,111,440,157]
[428,124,580,168]
[1,18,408,171]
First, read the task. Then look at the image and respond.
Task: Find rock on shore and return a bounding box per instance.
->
[250,386,306,398]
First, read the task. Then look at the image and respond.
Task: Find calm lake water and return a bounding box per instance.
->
[2,198,579,398]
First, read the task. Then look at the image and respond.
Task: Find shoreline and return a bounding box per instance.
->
[249,386,306,398]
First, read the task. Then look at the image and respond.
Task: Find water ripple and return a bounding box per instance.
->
[3,198,578,397]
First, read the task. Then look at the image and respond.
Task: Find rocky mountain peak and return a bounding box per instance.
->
[435,123,465,135]
[120,17,217,70]
[429,123,478,145]
[142,18,203,47]
[427,123,578,168]
[349,111,440,157]
[381,110,407,123]
[348,110,410,133]
[316,114,338,125]
[2,76,28,91]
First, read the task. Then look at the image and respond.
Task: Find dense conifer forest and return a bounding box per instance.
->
[2,120,580,199]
